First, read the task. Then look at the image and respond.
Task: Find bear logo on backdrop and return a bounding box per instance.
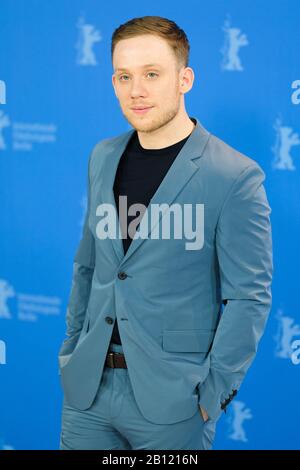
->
[0,279,15,320]
[76,14,102,66]
[227,401,253,443]
[220,15,249,71]
[274,308,300,362]
[272,117,300,170]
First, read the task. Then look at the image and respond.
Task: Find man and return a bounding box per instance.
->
[58,16,273,450]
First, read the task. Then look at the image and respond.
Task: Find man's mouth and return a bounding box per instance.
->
[131,106,154,115]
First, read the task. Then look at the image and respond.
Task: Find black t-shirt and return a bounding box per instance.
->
[111,117,196,345]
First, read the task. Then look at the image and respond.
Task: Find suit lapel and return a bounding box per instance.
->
[100,117,211,266]
[100,131,134,262]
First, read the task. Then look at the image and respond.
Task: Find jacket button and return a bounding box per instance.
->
[118,271,128,280]
[105,316,114,324]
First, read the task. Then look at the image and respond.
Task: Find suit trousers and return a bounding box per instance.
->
[59,342,217,450]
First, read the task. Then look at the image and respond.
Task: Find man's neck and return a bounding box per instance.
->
[137,116,195,150]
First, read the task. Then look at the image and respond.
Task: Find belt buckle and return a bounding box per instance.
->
[107,352,115,368]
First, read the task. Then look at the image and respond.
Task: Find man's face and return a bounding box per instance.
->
[112,34,185,133]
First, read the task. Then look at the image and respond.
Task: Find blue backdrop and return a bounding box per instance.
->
[0,0,299,450]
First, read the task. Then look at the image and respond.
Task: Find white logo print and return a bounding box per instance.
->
[0,116,58,152]
[291,339,300,365]
[221,16,249,71]
[95,197,205,251]
[228,401,253,442]
[79,194,87,232]
[76,15,102,66]
[0,80,6,104]
[0,340,6,365]
[0,110,10,150]
[0,279,15,319]
[274,309,300,360]
[0,279,62,323]
[291,80,300,105]
[272,117,300,170]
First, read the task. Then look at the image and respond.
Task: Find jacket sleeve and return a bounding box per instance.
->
[198,162,273,421]
[58,150,95,359]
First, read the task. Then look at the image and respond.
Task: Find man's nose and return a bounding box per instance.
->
[130,78,148,98]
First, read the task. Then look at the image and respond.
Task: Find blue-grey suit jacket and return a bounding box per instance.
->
[58,117,273,424]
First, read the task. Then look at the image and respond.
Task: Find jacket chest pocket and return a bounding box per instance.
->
[162,329,215,353]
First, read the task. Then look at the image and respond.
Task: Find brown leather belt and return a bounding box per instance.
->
[105,351,127,368]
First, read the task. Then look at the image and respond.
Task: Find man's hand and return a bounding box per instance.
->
[199,406,209,422]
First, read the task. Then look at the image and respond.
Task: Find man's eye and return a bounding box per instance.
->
[119,72,158,81]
